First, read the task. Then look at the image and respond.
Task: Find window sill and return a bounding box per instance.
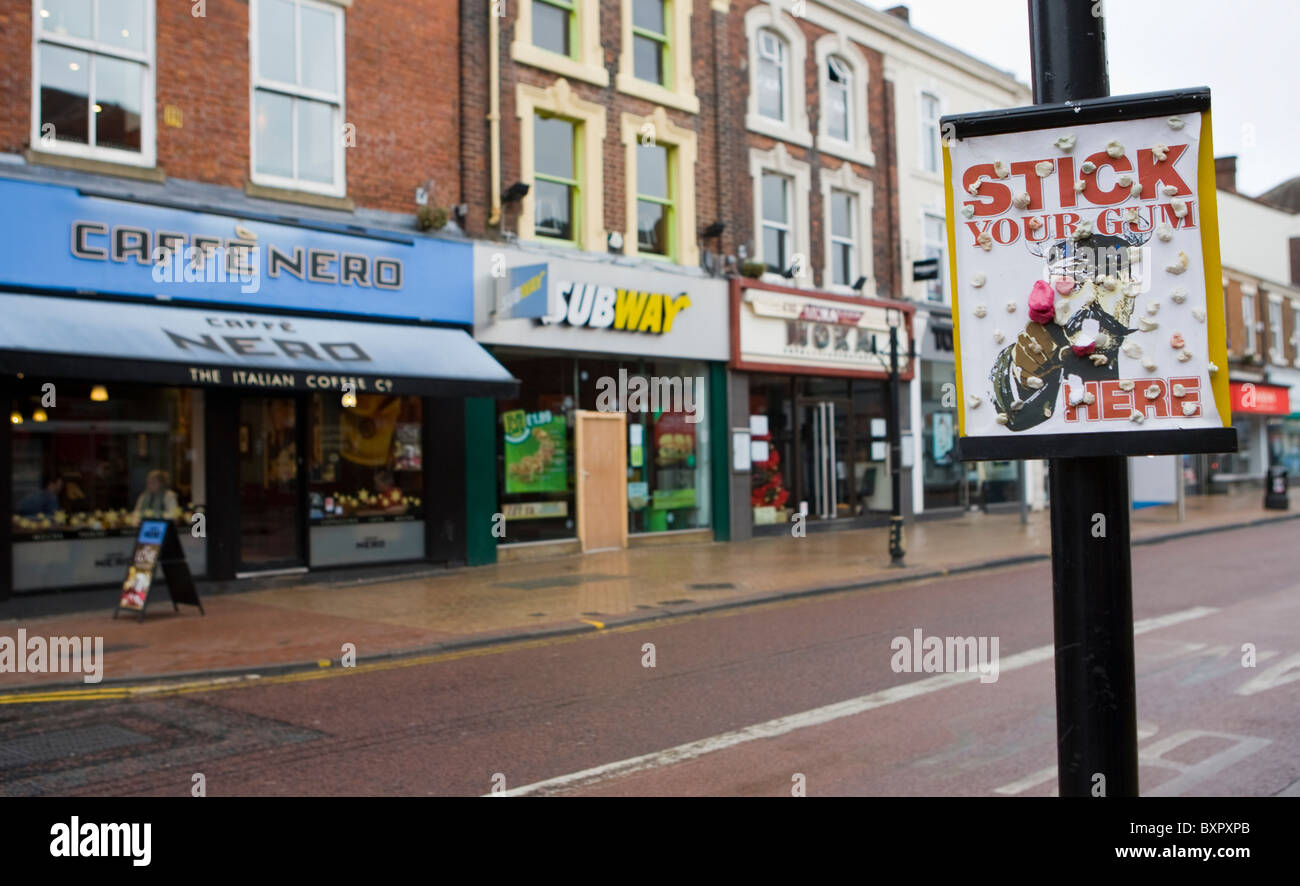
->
[615,73,700,114]
[912,167,945,185]
[25,148,164,182]
[816,136,876,168]
[511,42,609,87]
[245,180,355,211]
[745,113,812,149]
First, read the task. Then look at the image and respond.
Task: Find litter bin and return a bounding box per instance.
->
[1265,464,1289,510]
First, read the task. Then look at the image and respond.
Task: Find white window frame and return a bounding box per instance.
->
[1293,303,1300,368]
[921,211,947,304]
[919,90,942,174]
[744,4,810,148]
[750,143,811,286]
[1241,285,1256,355]
[820,162,874,296]
[813,32,875,167]
[1268,293,1284,364]
[249,0,347,197]
[30,0,157,168]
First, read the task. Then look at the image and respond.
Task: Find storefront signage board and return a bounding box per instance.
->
[0,176,473,324]
[473,246,729,361]
[731,279,914,379]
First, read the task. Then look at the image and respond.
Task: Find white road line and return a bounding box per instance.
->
[490,605,1219,797]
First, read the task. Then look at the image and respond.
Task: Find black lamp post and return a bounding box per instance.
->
[886,306,906,567]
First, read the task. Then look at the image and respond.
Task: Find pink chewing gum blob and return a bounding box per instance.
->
[1052,276,1075,296]
[1028,279,1056,324]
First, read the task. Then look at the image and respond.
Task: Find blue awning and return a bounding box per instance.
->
[0,292,518,397]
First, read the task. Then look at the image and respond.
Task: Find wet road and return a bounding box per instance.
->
[2,521,1297,797]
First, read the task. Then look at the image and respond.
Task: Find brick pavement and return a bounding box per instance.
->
[1,489,1294,689]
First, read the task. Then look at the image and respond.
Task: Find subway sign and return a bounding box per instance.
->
[544,280,691,335]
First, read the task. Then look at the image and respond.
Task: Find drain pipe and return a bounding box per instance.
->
[487,7,503,227]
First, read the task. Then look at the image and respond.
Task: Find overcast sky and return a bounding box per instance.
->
[865,0,1300,196]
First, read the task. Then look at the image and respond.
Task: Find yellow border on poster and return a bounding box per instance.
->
[943,105,1231,440]
[1196,110,1232,427]
[942,141,965,436]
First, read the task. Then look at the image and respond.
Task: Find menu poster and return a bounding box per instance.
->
[117,521,165,614]
[114,520,204,621]
[504,409,568,493]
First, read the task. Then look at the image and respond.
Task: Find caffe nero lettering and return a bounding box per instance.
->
[164,317,371,363]
[70,221,403,289]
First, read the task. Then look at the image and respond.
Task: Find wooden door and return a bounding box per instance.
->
[576,410,627,552]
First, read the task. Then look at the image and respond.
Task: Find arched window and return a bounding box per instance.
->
[756,29,787,123]
[825,56,851,143]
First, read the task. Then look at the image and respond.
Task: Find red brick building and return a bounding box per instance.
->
[1,0,460,216]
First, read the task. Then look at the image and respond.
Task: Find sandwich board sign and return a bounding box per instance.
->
[941,87,1236,460]
[114,520,204,622]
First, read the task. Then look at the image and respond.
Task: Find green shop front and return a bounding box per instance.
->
[472,246,731,557]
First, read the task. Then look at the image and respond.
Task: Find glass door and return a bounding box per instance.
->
[238,396,305,572]
[799,399,854,520]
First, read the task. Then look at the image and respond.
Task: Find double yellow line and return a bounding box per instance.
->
[0,574,939,706]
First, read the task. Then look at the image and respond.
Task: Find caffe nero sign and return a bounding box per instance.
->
[0,176,473,324]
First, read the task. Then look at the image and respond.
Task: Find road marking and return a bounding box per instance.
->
[490,606,1219,797]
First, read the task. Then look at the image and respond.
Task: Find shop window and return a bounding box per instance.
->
[10,382,204,591]
[308,394,423,522]
[496,354,577,545]
[534,113,579,242]
[636,142,673,257]
[920,91,941,173]
[762,172,792,274]
[250,0,345,196]
[577,359,710,534]
[921,361,963,510]
[32,0,155,167]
